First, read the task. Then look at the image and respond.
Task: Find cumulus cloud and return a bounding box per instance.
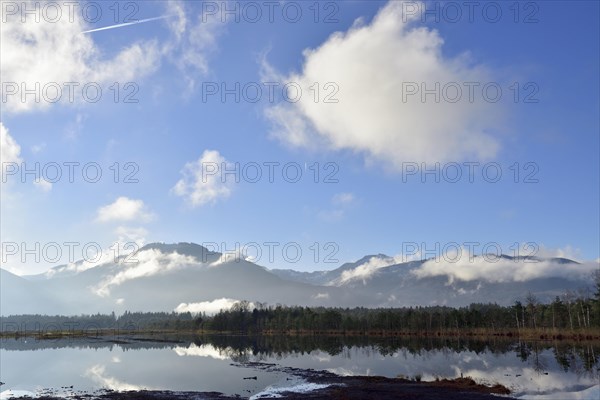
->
[0,123,21,164]
[264,0,502,167]
[172,150,234,207]
[0,1,160,113]
[174,298,249,315]
[94,249,199,296]
[95,197,154,223]
[411,256,599,284]
[0,0,228,113]
[0,123,22,197]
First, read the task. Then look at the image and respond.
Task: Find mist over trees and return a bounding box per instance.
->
[2,271,598,333]
[2,284,598,334]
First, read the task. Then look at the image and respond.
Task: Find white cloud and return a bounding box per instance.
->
[64,113,87,140]
[94,249,199,296]
[264,0,502,168]
[335,255,401,285]
[319,192,356,221]
[0,1,160,113]
[95,197,154,223]
[0,1,228,114]
[210,250,250,266]
[174,298,248,315]
[43,236,152,279]
[411,255,600,284]
[44,246,123,278]
[172,150,234,207]
[164,0,226,92]
[1,123,24,200]
[114,226,148,247]
[31,143,46,154]
[332,192,355,206]
[33,177,52,192]
[1,123,22,165]
[533,244,583,261]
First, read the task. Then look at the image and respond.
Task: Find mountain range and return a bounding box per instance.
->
[1,242,596,315]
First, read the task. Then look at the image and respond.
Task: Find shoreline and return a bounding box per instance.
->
[6,363,514,400]
[2,328,599,342]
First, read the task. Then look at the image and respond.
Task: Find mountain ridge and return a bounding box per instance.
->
[1,242,595,316]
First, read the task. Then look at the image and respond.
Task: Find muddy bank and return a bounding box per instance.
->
[10,362,514,400]
[300,376,512,399]
[13,380,513,400]
[243,362,513,399]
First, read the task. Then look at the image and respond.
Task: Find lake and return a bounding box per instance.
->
[1,335,599,399]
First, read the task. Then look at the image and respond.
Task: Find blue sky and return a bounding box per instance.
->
[1,0,599,274]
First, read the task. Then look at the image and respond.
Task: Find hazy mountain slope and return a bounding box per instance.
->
[1,243,596,315]
[271,254,594,307]
[271,254,392,285]
[0,268,60,315]
[3,243,343,314]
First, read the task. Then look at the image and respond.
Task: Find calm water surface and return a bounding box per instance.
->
[1,335,598,399]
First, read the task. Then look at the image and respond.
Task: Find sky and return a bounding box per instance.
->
[1,0,599,275]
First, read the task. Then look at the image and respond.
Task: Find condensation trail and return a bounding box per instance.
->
[81,15,171,34]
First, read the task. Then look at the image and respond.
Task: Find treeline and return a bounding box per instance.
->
[2,294,599,335]
[2,273,599,334]
[204,294,600,334]
[204,276,600,334]
[0,311,201,332]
